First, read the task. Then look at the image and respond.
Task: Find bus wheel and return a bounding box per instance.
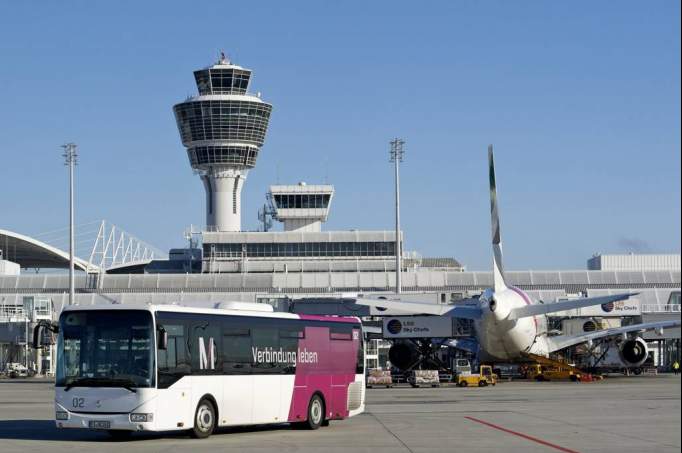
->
[191,399,216,439]
[305,394,325,430]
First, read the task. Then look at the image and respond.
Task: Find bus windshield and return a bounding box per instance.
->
[56,310,154,389]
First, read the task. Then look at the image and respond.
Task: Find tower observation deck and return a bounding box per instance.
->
[173,54,272,232]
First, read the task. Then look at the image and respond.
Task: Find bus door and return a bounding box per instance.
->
[221,326,254,425]
[251,326,281,424]
[156,323,192,430]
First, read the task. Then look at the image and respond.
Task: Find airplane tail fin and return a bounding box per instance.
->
[489,145,508,292]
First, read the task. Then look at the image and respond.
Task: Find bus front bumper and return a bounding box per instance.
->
[55,406,156,431]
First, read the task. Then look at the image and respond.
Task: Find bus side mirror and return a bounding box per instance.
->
[32,324,44,350]
[32,320,59,349]
[158,327,168,350]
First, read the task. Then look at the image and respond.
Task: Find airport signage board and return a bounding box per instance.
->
[382,316,454,338]
[587,298,640,316]
[551,298,641,317]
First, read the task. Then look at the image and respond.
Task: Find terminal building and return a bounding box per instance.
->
[0,55,680,375]
[587,254,681,272]
[203,183,406,274]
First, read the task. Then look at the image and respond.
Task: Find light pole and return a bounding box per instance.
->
[389,138,405,294]
[62,143,77,306]
[25,316,29,370]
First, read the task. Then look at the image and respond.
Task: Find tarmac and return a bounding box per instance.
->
[0,374,679,453]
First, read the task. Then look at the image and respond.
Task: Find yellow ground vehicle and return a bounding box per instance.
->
[456,365,497,387]
[525,364,581,382]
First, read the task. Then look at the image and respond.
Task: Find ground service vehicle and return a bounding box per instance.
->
[33,302,365,438]
[526,364,581,381]
[408,370,440,388]
[525,364,581,382]
[366,369,393,388]
[456,365,497,387]
[454,359,472,375]
[5,362,31,378]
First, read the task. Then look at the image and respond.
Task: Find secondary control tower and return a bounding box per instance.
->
[268,183,335,232]
[173,53,273,231]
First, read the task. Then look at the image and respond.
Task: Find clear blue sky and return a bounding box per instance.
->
[0,1,679,270]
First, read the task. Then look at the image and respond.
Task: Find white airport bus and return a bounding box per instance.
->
[33,302,365,439]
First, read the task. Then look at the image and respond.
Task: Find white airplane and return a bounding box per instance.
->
[357,145,680,366]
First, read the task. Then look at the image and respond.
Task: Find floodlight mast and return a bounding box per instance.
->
[62,143,77,305]
[389,138,405,294]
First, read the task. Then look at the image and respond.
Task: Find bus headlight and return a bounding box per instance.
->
[56,411,69,420]
[130,413,153,423]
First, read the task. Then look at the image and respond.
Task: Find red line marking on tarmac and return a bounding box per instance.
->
[464,416,580,453]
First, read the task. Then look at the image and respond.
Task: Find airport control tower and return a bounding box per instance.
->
[173,54,272,231]
[268,183,335,232]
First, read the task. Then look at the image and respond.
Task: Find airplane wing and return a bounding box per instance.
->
[508,293,637,320]
[546,319,681,352]
[355,297,483,320]
[444,338,479,354]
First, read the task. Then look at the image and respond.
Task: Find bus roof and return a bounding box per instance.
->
[60,302,361,324]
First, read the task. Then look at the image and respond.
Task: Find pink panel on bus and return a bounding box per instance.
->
[287,319,360,423]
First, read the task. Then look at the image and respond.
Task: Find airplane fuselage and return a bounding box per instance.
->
[476,287,550,361]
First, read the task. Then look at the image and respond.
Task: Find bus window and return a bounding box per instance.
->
[57,310,154,388]
[188,319,221,373]
[251,325,281,374]
[356,336,364,374]
[330,325,353,341]
[279,328,304,339]
[222,326,251,374]
[157,323,190,388]
[279,325,304,374]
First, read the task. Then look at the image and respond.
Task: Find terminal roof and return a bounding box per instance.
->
[0,229,95,271]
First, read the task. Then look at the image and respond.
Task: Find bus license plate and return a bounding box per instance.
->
[88,420,111,429]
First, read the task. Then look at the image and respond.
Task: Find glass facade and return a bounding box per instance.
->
[194,70,212,95]
[174,100,272,147]
[188,145,259,168]
[193,68,252,95]
[273,194,331,209]
[205,241,396,258]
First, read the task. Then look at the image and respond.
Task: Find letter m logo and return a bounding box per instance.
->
[199,337,216,370]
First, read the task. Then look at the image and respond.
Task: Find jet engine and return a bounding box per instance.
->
[388,342,419,370]
[618,337,649,367]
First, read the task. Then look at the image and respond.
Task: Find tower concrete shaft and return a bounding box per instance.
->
[174,54,272,232]
[201,168,247,232]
